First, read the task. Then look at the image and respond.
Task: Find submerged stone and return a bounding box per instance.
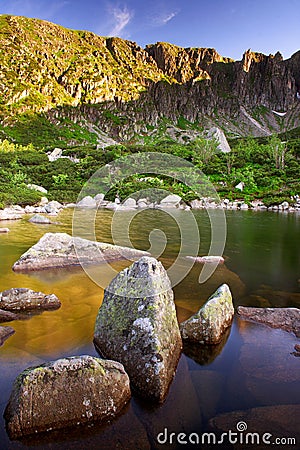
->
[180,284,234,344]
[209,404,300,445]
[94,256,182,402]
[4,355,131,439]
[237,306,300,337]
[0,288,60,311]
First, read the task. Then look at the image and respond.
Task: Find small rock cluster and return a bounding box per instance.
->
[0,200,64,221]
[75,193,186,210]
[190,197,300,212]
[1,193,300,223]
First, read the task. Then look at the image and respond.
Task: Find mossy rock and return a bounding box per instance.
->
[94,256,182,402]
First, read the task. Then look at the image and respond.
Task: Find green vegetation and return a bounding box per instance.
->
[0,131,299,208]
[0,113,98,149]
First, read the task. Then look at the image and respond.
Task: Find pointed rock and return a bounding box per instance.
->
[180,284,234,344]
[94,256,182,402]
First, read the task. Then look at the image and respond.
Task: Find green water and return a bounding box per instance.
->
[0,209,299,449]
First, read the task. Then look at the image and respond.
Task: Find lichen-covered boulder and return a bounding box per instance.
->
[4,355,131,439]
[180,284,234,344]
[0,288,60,311]
[94,256,182,403]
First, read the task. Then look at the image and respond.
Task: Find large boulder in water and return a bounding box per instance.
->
[12,232,150,272]
[4,355,131,439]
[0,288,60,311]
[94,256,182,402]
[180,284,234,344]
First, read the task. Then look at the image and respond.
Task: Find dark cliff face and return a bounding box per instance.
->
[0,15,300,138]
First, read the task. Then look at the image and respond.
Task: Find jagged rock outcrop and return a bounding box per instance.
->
[1,15,300,140]
[4,356,131,438]
[94,256,182,402]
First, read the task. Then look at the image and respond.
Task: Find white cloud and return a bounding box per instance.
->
[108,4,134,37]
[161,11,178,24]
[150,9,179,27]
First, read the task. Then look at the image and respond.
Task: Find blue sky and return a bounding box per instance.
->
[1,0,299,60]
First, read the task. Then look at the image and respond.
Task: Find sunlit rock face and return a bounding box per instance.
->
[4,355,131,438]
[94,256,182,403]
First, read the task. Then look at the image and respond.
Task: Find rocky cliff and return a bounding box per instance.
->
[0,14,300,143]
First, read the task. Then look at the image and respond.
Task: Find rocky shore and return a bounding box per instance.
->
[1,192,300,223]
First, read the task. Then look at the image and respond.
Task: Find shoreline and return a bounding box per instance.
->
[1,200,300,222]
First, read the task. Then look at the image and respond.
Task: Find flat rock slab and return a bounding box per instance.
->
[0,288,60,311]
[12,232,150,272]
[185,255,225,264]
[94,256,182,403]
[237,306,300,337]
[180,284,234,344]
[0,326,15,346]
[4,355,131,439]
[209,405,300,447]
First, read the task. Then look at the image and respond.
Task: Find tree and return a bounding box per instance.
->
[266,136,287,170]
[192,136,219,165]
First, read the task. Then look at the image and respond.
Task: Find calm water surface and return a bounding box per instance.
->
[0,209,299,449]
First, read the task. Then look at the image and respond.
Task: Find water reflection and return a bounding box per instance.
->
[182,327,231,365]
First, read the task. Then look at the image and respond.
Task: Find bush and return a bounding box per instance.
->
[0,185,42,207]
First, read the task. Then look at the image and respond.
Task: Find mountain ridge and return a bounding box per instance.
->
[1,14,300,145]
